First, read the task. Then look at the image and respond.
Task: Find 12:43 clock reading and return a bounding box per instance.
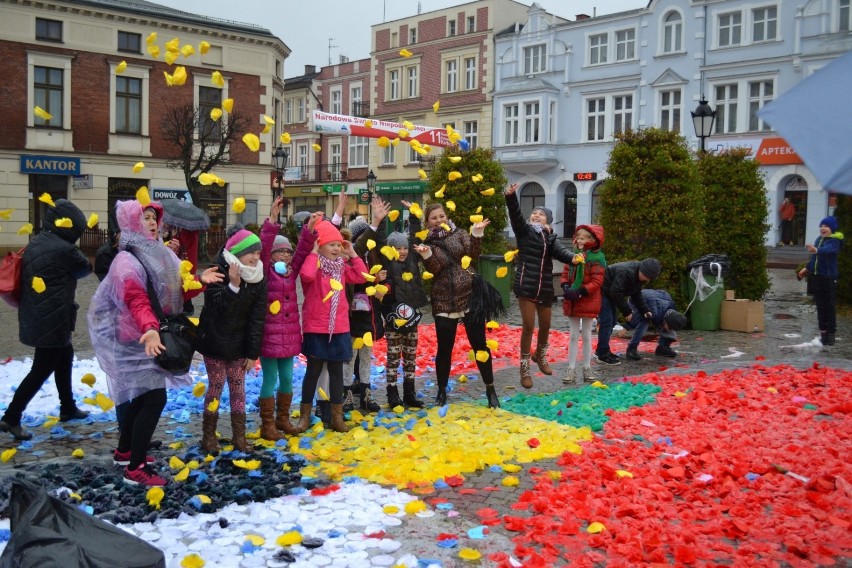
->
[573,172,598,181]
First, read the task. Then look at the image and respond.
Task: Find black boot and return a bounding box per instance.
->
[342,383,358,413]
[0,420,32,441]
[403,379,424,408]
[436,377,448,406]
[359,384,381,413]
[485,384,500,409]
[825,333,836,346]
[386,384,403,409]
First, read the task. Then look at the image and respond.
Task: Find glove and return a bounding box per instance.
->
[563,287,581,302]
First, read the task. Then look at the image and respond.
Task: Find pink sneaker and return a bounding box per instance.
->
[113,450,155,466]
[124,464,167,487]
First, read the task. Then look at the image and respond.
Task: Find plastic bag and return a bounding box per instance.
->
[686,254,729,306]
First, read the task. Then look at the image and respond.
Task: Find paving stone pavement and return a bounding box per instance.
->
[0,267,849,565]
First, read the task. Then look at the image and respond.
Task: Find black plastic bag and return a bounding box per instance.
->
[0,478,165,568]
[687,254,731,278]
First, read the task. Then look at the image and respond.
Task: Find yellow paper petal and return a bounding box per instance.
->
[198,40,210,54]
[115,60,128,74]
[147,486,164,506]
[361,272,376,282]
[445,201,456,212]
[232,197,246,213]
[404,500,427,514]
[164,50,179,65]
[0,209,10,220]
[459,548,482,561]
[38,193,55,207]
[415,229,429,240]
[475,350,490,362]
[352,337,364,350]
[276,531,303,546]
[81,373,96,387]
[587,521,607,533]
[263,115,275,126]
[175,467,190,481]
[180,554,205,568]
[242,133,260,152]
[486,320,499,329]
[362,332,373,347]
[183,279,202,292]
[198,173,217,186]
[387,210,400,223]
[418,169,427,180]
[504,249,519,262]
[421,270,433,280]
[54,218,73,228]
[460,255,471,269]
[317,387,330,401]
[165,38,180,53]
[402,272,413,281]
[169,456,186,470]
[590,381,609,389]
[366,238,376,250]
[486,339,499,350]
[269,300,281,315]
[181,44,195,58]
[380,245,398,261]
[363,119,373,128]
[370,264,384,275]
[377,136,390,148]
[322,290,334,302]
[146,32,158,45]
[1,449,17,463]
[312,143,322,152]
[449,156,462,163]
[476,206,482,213]
[31,276,46,293]
[87,213,99,229]
[448,171,462,181]
[616,469,634,478]
[394,318,408,327]
[375,284,388,295]
[211,71,224,88]
[480,188,495,196]
[245,534,265,546]
[433,100,440,113]
[71,448,84,458]
[399,48,413,57]
[469,215,483,224]
[207,398,219,412]
[222,98,234,113]
[147,44,160,59]
[132,161,145,174]
[171,66,187,85]
[329,279,343,291]
[34,106,53,121]
[440,223,451,232]
[261,123,271,135]
[95,392,115,411]
[398,129,410,140]
[210,108,223,121]
[434,185,446,198]
[192,382,206,397]
[496,266,508,278]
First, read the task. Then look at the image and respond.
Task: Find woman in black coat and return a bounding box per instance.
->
[0,199,92,440]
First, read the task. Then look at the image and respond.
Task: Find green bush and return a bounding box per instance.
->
[834,195,851,306]
[426,146,508,254]
[598,128,705,305]
[698,148,770,300]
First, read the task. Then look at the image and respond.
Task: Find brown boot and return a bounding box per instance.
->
[531,342,553,375]
[275,392,299,435]
[258,397,281,441]
[329,403,350,433]
[293,403,313,434]
[200,411,220,454]
[230,413,250,453]
[520,353,533,389]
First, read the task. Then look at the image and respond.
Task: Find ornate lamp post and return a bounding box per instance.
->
[272,146,289,220]
[691,98,717,153]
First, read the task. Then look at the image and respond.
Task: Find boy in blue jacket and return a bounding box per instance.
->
[624,289,687,359]
[798,216,843,346]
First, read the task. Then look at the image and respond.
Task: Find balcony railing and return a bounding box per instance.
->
[285,162,365,183]
[351,102,369,118]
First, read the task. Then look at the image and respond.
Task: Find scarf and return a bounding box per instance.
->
[318,254,345,337]
[427,219,457,241]
[529,222,547,235]
[567,248,607,290]
[222,250,264,284]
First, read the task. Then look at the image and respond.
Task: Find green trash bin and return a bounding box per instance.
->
[687,275,724,331]
[478,254,512,309]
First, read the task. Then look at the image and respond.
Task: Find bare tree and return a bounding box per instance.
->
[161,102,251,204]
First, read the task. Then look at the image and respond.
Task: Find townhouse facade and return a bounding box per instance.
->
[0,0,289,253]
[493,0,851,244]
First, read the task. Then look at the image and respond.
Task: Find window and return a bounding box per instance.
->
[285,99,292,123]
[389,69,400,100]
[589,33,608,65]
[519,183,545,220]
[409,28,417,44]
[613,95,633,134]
[464,57,477,90]
[116,76,141,133]
[663,12,683,53]
[548,101,556,143]
[448,19,456,36]
[503,104,519,145]
[331,89,342,114]
[381,144,395,165]
[349,136,368,167]
[842,0,851,32]
[586,98,605,141]
[198,86,222,139]
[718,12,742,47]
[36,18,62,42]
[752,6,777,42]
[330,142,342,180]
[275,59,282,79]
[467,16,476,33]
[34,66,63,127]
[298,145,308,173]
[391,32,398,48]
[351,86,362,107]
[714,84,738,134]
[748,80,773,131]
[659,89,681,132]
[445,60,458,93]
[408,145,419,164]
[407,66,418,98]
[615,29,636,61]
[463,120,478,149]
[118,31,141,53]
[298,98,305,122]
[523,44,547,74]
[524,102,540,143]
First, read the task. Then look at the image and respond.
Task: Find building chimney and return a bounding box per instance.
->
[575,14,590,20]
[304,64,316,75]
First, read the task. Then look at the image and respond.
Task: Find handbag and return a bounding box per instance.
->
[0,247,25,308]
[140,270,197,375]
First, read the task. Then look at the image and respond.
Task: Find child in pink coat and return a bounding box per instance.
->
[295,220,367,433]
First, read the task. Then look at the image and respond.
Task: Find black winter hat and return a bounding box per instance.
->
[639,258,661,280]
[664,309,688,331]
[44,198,87,244]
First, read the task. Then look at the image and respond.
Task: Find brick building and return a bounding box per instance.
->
[0,0,288,254]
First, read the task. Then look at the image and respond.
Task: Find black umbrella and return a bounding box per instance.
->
[292,211,312,224]
[159,198,210,231]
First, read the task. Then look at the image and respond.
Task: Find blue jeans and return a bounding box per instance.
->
[627,318,649,351]
[596,296,618,356]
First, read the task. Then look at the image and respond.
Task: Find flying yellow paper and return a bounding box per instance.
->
[362,332,373,347]
[486,339,499,350]
[181,44,195,58]
[470,215,483,223]
[486,320,499,329]
[445,201,455,212]
[399,48,413,57]
[87,213,99,229]
[242,133,260,152]
[165,38,180,52]
[81,373,96,387]
[210,108,223,121]
[365,286,376,296]
[449,156,462,163]
[135,186,151,206]
[269,300,281,315]
[54,218,73,228]
[472,173,483,183]
[232,197,246,213]
[387,210,400,222]
[329,279,343,291]
[380,245,398,261]
[132,161,145,174]
[317,387,330,401]
[211,70,224,88]
[398,129,410,139]
[417,169,427,180]
[433,101,440,113]
[366,239,376,250]
[38,193,55,207]
[434,186,445,198]
[422,270,433,280]
[171,66,187,85]
[146,32,158,45]
[147,44,160,59]
[361,272,376,282]
[377,136,390,148]
[116,60,127,74]
[32,276,46,293]
[261,124,271,134]
[475,350,490,362]
[164,50,179,65]
[402,272,413,281]
[34,106,53,122]
[461,255,472,269]
[504,249,519,262]
[496,266,508,278]
[322,290,334,302]
[440,223,451,232]
[364,119,373,128]
[207,398,219,412]
[222,98,234,113]
[352,337,364,349]
[415,229,429,240]
[199,41,210,54]
[375,284,388,295]
[370,264,383,275]
[192,382,206,397]
[17,223,33,235]
[279,132,291,145]
[480,188,495,196]
[312,143,321,152]
[448,171,462,181]
[198,173,217,186]
[408,203,423,219]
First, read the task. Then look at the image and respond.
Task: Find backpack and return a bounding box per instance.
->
[0,247,25,308]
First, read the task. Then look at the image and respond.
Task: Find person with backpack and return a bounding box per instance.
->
[0,198,92,441]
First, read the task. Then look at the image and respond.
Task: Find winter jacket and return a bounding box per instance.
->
[347,226,386,340]
[94,238,118,282]
[805,232,844,279]
[602,261,651,317]
[300,253,368,335]
[380,220,429,333]
[196,248,267,361]
[19,199,92,348]
[422,225,481,315]
[259,220,316,359]
[558,225,606,318]
[506,192,572,303]
[626,289,676,329]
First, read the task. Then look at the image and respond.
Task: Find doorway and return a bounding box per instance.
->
[29,175,69,234]
[563,183,577,238]
[783,176,807,246]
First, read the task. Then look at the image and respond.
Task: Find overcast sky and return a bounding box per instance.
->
[176,0,644,77]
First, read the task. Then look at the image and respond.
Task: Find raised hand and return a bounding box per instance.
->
[228,261,241,287]
[371,195,392,224]
[413,244,431,257]
[308,211,323,231]
[342,240,357,258]
[270,196,284,220]
[200,266,224,285]
[472,219,491,232]
[504,183,519,196]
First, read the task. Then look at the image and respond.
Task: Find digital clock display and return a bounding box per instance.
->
[573,172,598,181]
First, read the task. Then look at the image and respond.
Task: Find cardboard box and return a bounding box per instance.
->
[725,289,736,301]
[721,300,765,332]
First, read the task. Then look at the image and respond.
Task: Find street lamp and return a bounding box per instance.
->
[691,98,717,153]
[366,169,376,198]
[272,146,289,220]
